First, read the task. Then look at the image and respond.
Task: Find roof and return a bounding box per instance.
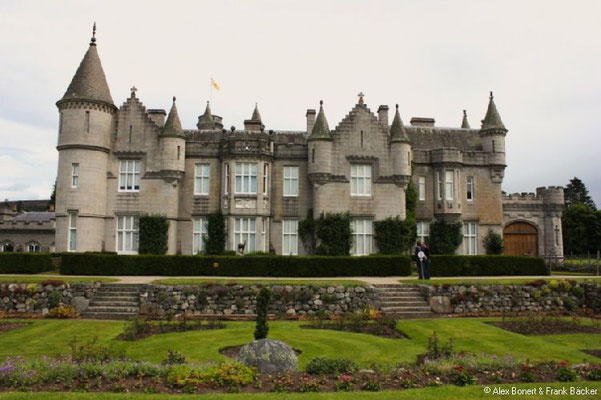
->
[390,105,410,142]
[60,43,114,105]
[9,212,56,223]
[251,103,262,122]
[308,101,332,140]
[405,126,482,151]
[461,110,471,129]
[161,98,184,137]
[198,102,216,130]
[481,92,506,131]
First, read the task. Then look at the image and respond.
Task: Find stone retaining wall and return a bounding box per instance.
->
[421,281,601,314]
[0,282,99,314]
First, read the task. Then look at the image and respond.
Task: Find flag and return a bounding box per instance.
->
[211,78,220,91]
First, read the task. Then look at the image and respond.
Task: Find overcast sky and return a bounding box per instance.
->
[1,0,600,205]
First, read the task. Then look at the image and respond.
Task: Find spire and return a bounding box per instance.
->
[390,104,409,142]
[481,91,506,131]
[251,102,262,122]
[308,100,332,140]
[162,97,184,137]
[197,101,216,130]
[461,109,471,129]
[58,23,114,106]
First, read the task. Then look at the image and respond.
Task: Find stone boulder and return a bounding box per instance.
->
[429,296,452,313]
[238,339,298,374]
[71,296,89,313]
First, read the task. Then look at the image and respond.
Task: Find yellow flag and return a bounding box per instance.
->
[211,78,220,91]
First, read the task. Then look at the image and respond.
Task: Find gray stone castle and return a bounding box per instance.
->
[44,29,565,258]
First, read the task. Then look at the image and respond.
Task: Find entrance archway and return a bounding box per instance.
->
[503,222,538,256]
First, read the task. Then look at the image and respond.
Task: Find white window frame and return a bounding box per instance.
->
[466,176,474,201]
[116,215,139,254]
[71,163,79,188]
[192,217,208,254]
[350,164,372,197]
[436,171,442,201]
[464,221,478,255]
[27,242,41,253]
[118,160,141,192]
[224,163,230,195]
[417,221,430,244]
[418,176,426,201]
[68,212,77,252]
[0,241,15,252]
[282,219,299,255]
[351,219,373,256]
[194,163,210,195]
[235,163,258,195]
[234,217,256,253]
[445,170,454,201]
[283,166,299,197]
[263,163,269,195]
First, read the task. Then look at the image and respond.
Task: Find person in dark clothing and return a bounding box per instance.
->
[414,241,425,279]
[422,241,431,279]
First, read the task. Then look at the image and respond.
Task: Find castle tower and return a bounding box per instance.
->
[55,24,116,252]
[197,101,216,131]
[480,92,507,167]
[390,104,412,178]
[160,97,186,172]
[307,101,333,176]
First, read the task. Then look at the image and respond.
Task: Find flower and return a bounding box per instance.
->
[454,365,464,372]
[559,360,569,367]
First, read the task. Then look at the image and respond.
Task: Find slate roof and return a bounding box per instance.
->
[390,105,410,142]
[9,212,56,223]
[308,101,332,140]
[162,98,184,137]
[405,126,482,151]
[461,110,471,129]
[481,92,506,131]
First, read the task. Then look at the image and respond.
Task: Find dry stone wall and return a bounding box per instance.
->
[0,282,100,314]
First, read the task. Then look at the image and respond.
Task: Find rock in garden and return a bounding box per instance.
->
[239,339,298,374]
[429,296,452,313]
[70,296,89,313]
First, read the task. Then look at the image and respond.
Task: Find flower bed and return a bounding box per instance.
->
[117,318,225,341]
[490,315,601,335]
[0,322,28,333]
[300,311,408,339]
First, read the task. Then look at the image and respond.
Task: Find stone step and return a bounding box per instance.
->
[387,312,435,319]
[89,300,139,307]
[381,305,431,311]
[85,306,140,313]
[93,295,139,301]
[378,293,425,299]
[379,301,429,307]
[101,284,145,288]
[96,286,141,292]
[376,288,422,293]
[94,291,140,297]
[81,312,138,320]
[375,284,420,288]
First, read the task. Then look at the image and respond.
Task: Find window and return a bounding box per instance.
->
[71,163,79,188]
[350,165,372,196]
[116,216,139,254]
[466,176,474,201]
[85,111,90,133]
[0,241,14,252]
[436,171,442,201]
[263,163,269,195]
[492,140,496,153]
[234,217,256,252]
[464,222,478,255]
[192,217,208,254]
[224,163,230,195]
[418,176,426,201]
[118,160,141,192]
[445,170,454,201]
[68,212,77,252]
[177,146,181,160]
[194,164,210,195]
[351,219,373,255]
[128,125,132,143]
[282,220,298,255]
[235,163,257,194]
[311,148,315,163]
[59,112,63,135]
[417,221,430,243]
[283,166,299,197]
[27,242,41,253]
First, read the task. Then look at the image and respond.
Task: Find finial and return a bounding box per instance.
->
[319,100,323,106]
[358,92,365,105]
[173,96,176,104]
[90,22,96,45]
[130,86,137,97]
[463,109,467,116]
[396,104,399,110]
[490,91,494,100]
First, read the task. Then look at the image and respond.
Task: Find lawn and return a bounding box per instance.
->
[1,383,600,399]
[0,318,599,367]
[0,275,118,284]
[408,277,601,286]
[152,278,366,286]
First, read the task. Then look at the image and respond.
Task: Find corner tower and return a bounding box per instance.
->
[480,92,507,169]
[55,24,116,252]
[307,100,333,176]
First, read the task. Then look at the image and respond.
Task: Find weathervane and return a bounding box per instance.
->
[90,22,97,45]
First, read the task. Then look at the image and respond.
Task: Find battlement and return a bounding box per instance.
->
[503,186,564,206]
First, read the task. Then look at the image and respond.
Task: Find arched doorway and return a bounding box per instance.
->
[503,222,538,256]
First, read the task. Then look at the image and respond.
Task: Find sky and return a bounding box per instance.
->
[1,0,600,205]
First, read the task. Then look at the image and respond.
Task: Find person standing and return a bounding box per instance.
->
[422,241,431,279]
[414,241,425,279]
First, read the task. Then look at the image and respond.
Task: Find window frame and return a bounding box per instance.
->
[463,221,478,255]
[234,217,257,253]
[192,217,208,254]
[71,163,79,188]
[234,163,258,195]
[416,221,430,244]
[466,176,474,202]
[418,176,426,201]
[262,163,269,195]
[224,163,230,195]
[27,242,41,253]
[350,164,372,197]
[282,219,299,255]
[68,211,77,252]
[283,166,299,197]
[194,163,211,196]
[116,215,139,255]
[436,171,442,201]
[351,219,373,256]
[118,160,141,192]
[445,170,454,201]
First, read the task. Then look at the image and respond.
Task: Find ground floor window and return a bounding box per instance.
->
[464,221,478,255]
[117,215,139,254]
[234,217,256,253]
[351,219,372,255]
[27,242,41,252]
[282,219,298,255]
[0,241,14,252]
[193,217,208,254]
[417,221,430,243]
[68,212,77,252]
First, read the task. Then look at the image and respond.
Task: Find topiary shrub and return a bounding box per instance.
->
[429,220,463,254]
[254,287,271,340]
[204,211,227,255]
[374,216,416,254]
[483,229,504,255]
[138,215,169,254]
[314,212,353,256]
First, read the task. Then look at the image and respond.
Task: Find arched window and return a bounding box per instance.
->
[27,242,41,253]
[0,241,14,252]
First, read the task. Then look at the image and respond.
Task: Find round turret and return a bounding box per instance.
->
[389,105,412,177]
[307,101,333,176]
[159,97,186,172]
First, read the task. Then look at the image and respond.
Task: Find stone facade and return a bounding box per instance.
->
[50,29,564,258]
[0,204,56,253]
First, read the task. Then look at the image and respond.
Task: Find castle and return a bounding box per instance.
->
[1,27,565,258]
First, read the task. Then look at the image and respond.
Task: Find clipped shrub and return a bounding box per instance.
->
[138,215,169,254]
[60,253,412,277]
[314,212,353,256]
[0,253,53,273]
[254,287,271,340]
[305,358,358,375]
[428,220,463,254]
[373,216,416,254]
[483,229,504,255]
[204,211,227,255]
[430,255,548,276]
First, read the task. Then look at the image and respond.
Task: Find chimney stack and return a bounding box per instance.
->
[377,105,389,126]
[306,109,316,135]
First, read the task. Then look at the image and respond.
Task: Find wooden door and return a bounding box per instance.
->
[503,222,538,256]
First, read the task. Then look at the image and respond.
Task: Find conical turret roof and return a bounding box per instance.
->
[251,103,262,122]
[461,110,471,129]
[308,101,332,140]
[390,104,409,142]
[59,26,114,106]
[162,97,184,137]
[481,92,506,131]
[197,101,216,130]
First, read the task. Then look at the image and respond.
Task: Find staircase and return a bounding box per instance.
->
[82,284,142,320]
[375,284,433,318]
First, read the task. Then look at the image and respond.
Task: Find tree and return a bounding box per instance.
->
[138,215,169,254]
[562,203,601,255]
[299,211,352,255]
[564,177,596,210]
[49,180,56,209]
[204,211,227,255]
[298,209,315,254]
[483,229,504,255]
[428,220,463,254]
[374,216,416,254]
[254,287,271,340]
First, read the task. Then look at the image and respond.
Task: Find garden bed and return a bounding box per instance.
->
[583,350,601,358]
[219,344,302,360]
[116,318,225,341]
[489,316,601,335]
[300,312,408,339]
[0,321,28,333]
[301,323,408,339]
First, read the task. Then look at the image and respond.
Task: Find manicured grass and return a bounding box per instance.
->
[0,318,599,367]
[408,277,601,286]
[0,275,118,284]
[151,278,366,286]
[1,383,601,399]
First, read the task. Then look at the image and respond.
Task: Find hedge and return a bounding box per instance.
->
[59,254,413,277]
[0,253,53,273]
[429,255,548,276]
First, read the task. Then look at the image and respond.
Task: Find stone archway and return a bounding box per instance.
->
[503,221,538,256]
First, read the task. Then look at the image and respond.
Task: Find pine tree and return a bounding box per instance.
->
[565,177,596,210]
[254,288,271,340]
